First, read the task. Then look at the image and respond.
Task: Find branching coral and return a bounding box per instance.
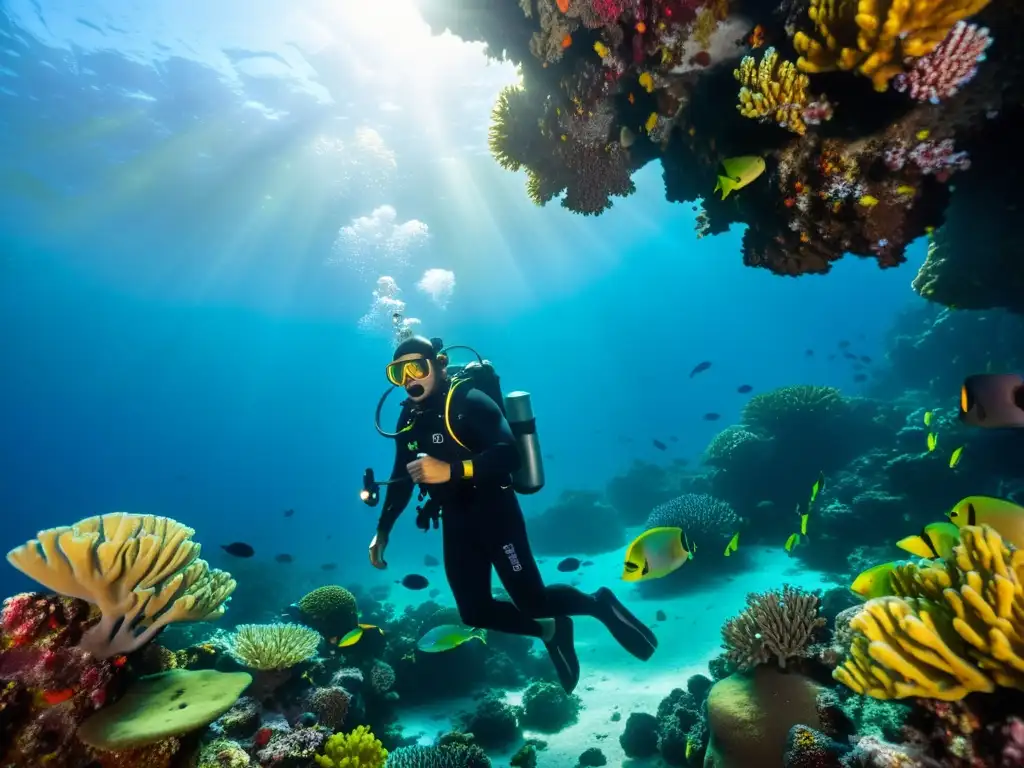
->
[735,47,814,135]
[893,20,992,102]
[834,525,1024,700]
[5,513,235,659]
[792,0,992,91]
[721,585,826,670]
[227,623,321,671]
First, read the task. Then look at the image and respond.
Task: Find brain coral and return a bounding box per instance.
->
[645,494,739,541]
[295,585,358,636]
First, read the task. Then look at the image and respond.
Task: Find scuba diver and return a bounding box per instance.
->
[365,335,657,693]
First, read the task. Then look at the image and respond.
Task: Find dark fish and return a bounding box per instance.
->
[221,542,254,558]
[843,352,857,360]
[860,355,872,363]
[283,509,295,517]
[652,439,668,451]
[655,609,667,621]
[853,374,868,382]
[401,574,430,590]
[581,560,594,567]
[838,340,850,348]
[703,413,721,421]
[805,349,814,357]
[669,436,678,442]
[544,454,554,460]
[557,557,581,572]
[424,554,440,567]
[321,563,337,571]
[737,384,753,393]
[428,588,441,598]
[689,361,712,377]
[274,553,294,564]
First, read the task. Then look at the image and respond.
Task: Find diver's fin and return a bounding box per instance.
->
[544,616,580,694]
[593,587,657,661]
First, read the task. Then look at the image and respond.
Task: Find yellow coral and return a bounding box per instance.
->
[734,47,812,135]
[315,725,387,768]
[6,513,235,659]
[792,0,991,91]
[833,596,995,700]
[834,525,1024,700]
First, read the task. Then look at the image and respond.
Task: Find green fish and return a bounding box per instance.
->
[809,471,825,506]
[416,624,486,653]
[850,562,900,600]
[714,156,766,200]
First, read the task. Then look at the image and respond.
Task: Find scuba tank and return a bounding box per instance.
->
[372,344,546,495]
[504,390,544,494]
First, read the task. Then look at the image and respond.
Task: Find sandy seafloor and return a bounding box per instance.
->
[376,542,835,768]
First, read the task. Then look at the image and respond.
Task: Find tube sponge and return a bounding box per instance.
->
[315,725,388,768]
[792,0,992,91]
[834,525,1024,699]
[5,513,236,659]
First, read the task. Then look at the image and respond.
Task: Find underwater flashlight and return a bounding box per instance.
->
[360,467,410,507]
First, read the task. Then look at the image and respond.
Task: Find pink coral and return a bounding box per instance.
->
[894,22,992,104]
[591,0,626,23]
[1002,717,1024,766]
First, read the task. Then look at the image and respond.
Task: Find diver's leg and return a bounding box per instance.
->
[442,505,543,637]
[491,494,658,662]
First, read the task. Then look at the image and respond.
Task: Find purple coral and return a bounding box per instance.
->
[894,22,992,103]
[1002,717,1024,766]
[909,139,971,179]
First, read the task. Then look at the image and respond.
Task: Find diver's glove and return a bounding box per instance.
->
[415,498,441,531]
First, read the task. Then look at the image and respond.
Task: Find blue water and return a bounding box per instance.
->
[0,1,923,600]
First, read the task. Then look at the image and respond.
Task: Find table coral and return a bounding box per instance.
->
[5,513,236,659]
[792,0,992,91]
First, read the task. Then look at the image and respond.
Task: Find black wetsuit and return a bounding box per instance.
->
[376,379,598,638]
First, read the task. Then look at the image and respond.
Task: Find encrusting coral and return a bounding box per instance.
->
[735,47,814,135]
[792,0,993,91]
[834,525,1024,700]
[5,513,236,659]
[227,623,321,671]
[721,585,826,670]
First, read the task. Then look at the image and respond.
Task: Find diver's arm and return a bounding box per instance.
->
[377,413,415,535]
[450,389,521,482]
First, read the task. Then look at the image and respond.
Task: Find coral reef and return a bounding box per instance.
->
[721,585,826,671]
[291,586,359,639]
[518,681,581,732]
[834,525,1024,700]
[415,0,1020,287]
[528,490,626,555]
[5,513,236,659]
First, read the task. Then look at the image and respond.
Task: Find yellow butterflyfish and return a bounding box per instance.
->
[723,532,739,556]
[623,527,694,581]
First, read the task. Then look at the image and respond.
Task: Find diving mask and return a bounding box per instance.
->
[386,357,432,387]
